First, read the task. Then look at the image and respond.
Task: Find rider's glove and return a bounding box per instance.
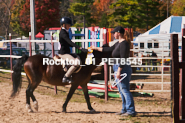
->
[80,48,88,53]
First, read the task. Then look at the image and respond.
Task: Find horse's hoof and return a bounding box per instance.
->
[26,104,33,113]
[28,109,33,113]
[89,109,96,113]
[33,101,38,111]
[62,109,66,113]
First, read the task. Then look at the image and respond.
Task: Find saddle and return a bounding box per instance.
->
[53,54,82,73]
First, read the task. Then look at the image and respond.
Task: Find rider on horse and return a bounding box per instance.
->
[59,17,87,84]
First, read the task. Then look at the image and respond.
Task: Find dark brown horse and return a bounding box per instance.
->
[10,45,111,113]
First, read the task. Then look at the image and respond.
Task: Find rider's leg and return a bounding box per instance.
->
[58,54,81,83]
[63,56,80,83]
[65,65,78,77]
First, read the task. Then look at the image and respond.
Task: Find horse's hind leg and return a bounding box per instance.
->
[62,84,79,112]
[81,84,95,113]
[26,75,41,112]
[26,84,33,113]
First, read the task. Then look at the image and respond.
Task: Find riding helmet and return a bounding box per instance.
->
[60,17,73,26]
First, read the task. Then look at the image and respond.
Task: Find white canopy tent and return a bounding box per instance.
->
[133,16,185,58]
[135,15,185,43]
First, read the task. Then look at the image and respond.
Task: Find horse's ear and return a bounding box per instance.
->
[102,43,109,47]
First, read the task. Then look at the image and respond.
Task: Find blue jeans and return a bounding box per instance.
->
[113,64,135,114]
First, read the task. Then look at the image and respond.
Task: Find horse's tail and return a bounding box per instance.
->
[11,54,29,98]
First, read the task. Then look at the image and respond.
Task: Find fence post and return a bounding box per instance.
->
[9,33,12,81]
[106,28,109,44]
[51,31,57,94]
[51,31,55,57]
[103,28,108,101]
[181,28,185,119]
[29,32,32,56]
[171,34,179,122]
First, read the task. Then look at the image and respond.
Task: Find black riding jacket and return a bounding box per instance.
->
[58,28,80,54]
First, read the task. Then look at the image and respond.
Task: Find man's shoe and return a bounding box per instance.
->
[121,112,136,117]
[62,76,72,83]
[115,112,125,115]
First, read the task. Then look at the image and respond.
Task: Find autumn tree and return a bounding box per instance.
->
[0,0,16,39]
[19,0,60,36]
[92,0,113,27]
[171,0,185,16]
[10,0,25,37]
[159,0,173,17]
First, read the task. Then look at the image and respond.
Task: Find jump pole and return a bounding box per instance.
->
[50,31,57,94]
[9,33,12,81]
[103,27,108,101]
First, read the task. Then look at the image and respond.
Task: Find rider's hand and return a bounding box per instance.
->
[80,48,88,53]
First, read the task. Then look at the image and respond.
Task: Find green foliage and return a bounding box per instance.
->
[68,0,96,27]
[69,2,87,16]
[108,0,167,30]
[137,0,164,30]
[108,0,139,28]
[98,13,108,28]
[73,22,84,27]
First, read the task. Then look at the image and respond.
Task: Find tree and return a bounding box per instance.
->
[92,0,113,27]
[98,13,108,28]
[93,0,113,12]
[160,0,173,18]
[0,0,16,39]
[10,0,25,37]
[59,0,74,19]
[68,0,96,27]
[137,0,168,30]
[108,0,168,30]
[108,0,139,28]
[19,0,60,36]
[171,0,185,16]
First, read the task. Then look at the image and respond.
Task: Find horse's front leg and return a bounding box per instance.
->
[62,83,79,112]
[81,84,95,113]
